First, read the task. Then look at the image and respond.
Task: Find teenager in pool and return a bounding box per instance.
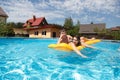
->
[80,36,95,43]
[73,35,95,49]
[57,29,87,58]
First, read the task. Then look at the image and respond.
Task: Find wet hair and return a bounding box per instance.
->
[60,29,66,33]
[59,29,69,44]
[74,35,81,46]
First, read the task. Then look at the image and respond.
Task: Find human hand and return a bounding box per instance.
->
[81,55,88,58]
[60,33,66,38]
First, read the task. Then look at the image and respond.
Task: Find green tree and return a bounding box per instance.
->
[110,31,120,40]
[63,17,73,30]
[76,20,80,27]
[15,22,24,28]
[63,18,80,35]
[67,26,79,36]
[71,20,80,36]
[0,22,15,37]
[65,22,80,36]
[7,22,16,27]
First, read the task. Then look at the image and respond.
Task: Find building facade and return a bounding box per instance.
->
[79,23,106,36]
[109,26,120,31]
[22,16,61,38]
[13,28,28,37]
[0,7,8,23]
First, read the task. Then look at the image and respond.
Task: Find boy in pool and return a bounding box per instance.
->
[57,29,72,44]
[57,29,87,58]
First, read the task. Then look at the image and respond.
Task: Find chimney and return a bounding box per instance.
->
[33,15,36,21]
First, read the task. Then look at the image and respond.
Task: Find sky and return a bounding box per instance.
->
[0,0,120,28]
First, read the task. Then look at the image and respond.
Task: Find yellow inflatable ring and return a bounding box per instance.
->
[48,39,101,51]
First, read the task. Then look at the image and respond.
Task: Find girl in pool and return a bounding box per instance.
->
[57,30,87,58]
[73,35,96,49]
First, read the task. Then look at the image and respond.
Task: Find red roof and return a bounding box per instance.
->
[24,25,61,30]
[111,27,120,31]
[23,17,45,27]
[32,18,43,26]
[23,16,62,30]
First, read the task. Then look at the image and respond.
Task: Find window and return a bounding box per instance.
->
[52,32,56,37]
[34,31,39,35]
[42,22,44,24]
[42,31,46,35]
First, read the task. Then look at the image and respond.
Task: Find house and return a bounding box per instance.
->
[13,28,28,37]
[0,7,8,23]
[79,23,106,36]
[23,16,61,38]
[109,26,120,31]
[106,26,120,39]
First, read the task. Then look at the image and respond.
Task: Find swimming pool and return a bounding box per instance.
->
[0,38,120,80]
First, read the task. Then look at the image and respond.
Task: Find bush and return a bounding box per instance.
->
[0,23,15,37]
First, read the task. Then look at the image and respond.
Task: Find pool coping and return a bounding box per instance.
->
[101,39,120,43]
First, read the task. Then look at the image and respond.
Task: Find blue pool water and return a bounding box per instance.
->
[0,38,120,80]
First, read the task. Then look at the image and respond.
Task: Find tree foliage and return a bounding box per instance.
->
[0,22,15,37]
[63,17,80,36]
[15,22,24,28]
[0,22,25,37]
[106,30,120,40]
[76,20,80,27]
[67,26,79,36]
[63,17,73,30]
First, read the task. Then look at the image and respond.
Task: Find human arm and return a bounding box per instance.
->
[57,31,69,44]
[88,37,95,40]
[57,33,64,44]
[57,36,62,44]
[69,42,88,58]
[81,41,96,49]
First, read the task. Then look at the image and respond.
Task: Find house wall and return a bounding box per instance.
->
[50,28,60,37]
[0,16,7,23]
[29,28,60,38]
[79,23,106,34]
[29,28,50,38]
[13,28,28,34]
